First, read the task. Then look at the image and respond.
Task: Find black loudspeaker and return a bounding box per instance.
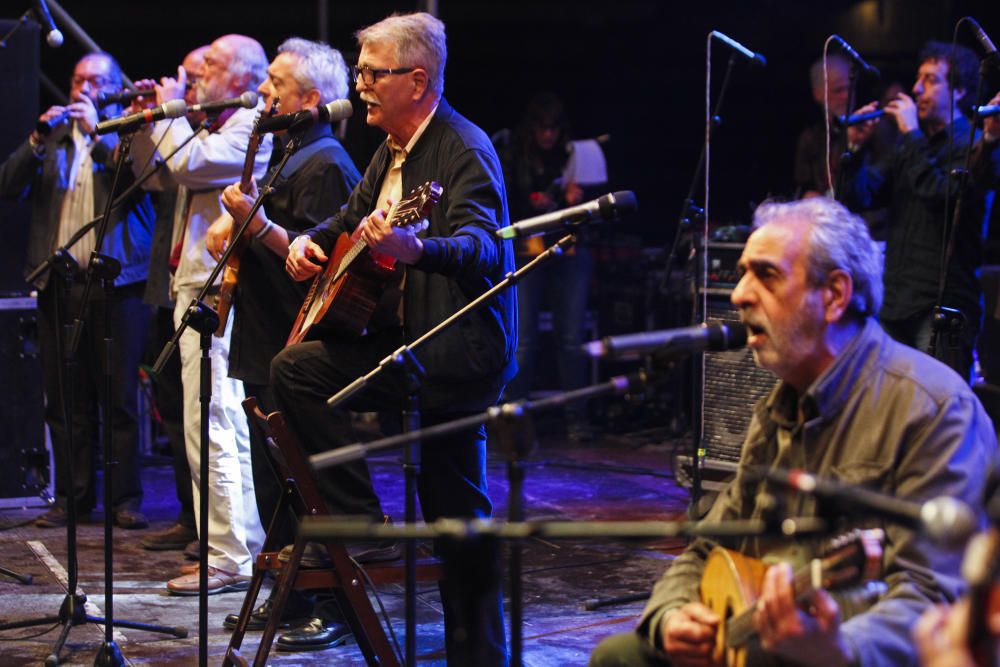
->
[701,243,777,462]
[0,18,40,295]
[0,296,50,506]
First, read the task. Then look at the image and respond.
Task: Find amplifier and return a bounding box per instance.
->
[0,296,52,507]
[700,282,777,464]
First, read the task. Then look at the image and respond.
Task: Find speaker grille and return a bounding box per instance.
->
[702,292,776,462]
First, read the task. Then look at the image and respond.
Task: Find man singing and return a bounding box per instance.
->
[590,197,997,667]
[277,12,516,663]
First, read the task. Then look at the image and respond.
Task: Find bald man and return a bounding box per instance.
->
[0,52,155,531]
[130,34,272,595]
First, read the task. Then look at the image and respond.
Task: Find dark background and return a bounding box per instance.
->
[3,0,1000,293]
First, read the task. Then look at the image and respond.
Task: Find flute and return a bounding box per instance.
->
[836,109,885,127]
[97,82,194,108]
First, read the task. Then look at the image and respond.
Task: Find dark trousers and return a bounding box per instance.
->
[145,305,193,528]
[37,278,149,513]
[270,331,508,666]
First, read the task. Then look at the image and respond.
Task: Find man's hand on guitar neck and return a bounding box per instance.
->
[659,602,719,667]
[754,563,852,667]
[357,198,428,266]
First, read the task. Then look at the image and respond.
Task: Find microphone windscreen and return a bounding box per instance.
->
[611,191,638,214]
[162,99,188,119]
[239,91,259,108]
[324,99,354,121]
[46,29,64,48]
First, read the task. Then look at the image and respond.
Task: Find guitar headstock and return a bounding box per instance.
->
[252,97,280,135]
[394,181,444,228]
[815,528,885,591]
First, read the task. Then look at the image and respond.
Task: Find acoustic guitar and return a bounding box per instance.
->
[214,100,277,336]
[285,180,443,346]
[700,528,885,667]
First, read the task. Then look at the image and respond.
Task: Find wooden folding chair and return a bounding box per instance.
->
[223,397,440,667]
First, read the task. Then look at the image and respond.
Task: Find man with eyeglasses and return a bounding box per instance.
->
[0,52,155,531]
[278,12,516,664]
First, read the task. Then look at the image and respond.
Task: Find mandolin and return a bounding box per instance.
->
[286,180,443,346]
[700,529,885,667]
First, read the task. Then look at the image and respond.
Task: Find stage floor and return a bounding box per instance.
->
[0,426,692,665]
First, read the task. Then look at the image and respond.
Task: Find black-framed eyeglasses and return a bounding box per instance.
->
[351,64,415,85]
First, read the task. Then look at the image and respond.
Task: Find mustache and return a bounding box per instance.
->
[359,93,380,105]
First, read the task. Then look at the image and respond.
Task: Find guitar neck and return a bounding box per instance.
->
[724,561,824,649]
[239,135,261,194]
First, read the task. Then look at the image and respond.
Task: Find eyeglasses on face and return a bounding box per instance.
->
[351,64,415,85]
[71,75,114,90]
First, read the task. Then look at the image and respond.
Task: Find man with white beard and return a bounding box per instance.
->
[130,34,271,595]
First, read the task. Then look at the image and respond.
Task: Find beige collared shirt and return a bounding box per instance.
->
[372,103,438,325]
[55,123,97,269]
[374,102,439,216]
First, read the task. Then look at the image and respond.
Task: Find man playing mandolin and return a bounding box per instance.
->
[590,197,998,667]
[276,12,516,664]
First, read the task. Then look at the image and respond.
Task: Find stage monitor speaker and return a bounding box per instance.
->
[0,18,40,296]
[0,296,51,507]
[700,243,777,463]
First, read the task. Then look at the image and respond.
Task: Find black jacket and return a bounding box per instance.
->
[0,125,154,290]
[839,115,985,323]
[304,98,518,411]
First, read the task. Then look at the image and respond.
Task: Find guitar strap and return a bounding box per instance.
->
[274,134,340,183]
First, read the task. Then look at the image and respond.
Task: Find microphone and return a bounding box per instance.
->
[95,99,187,135]
[709,31,767,67]
[35,0,63,48]
[966,16,999,61]
[496,191,637,240]
[583,321,747,359]
[256,99,354,134]
[763,467,978,546]
[830,35,880,78]
[187,91,258,116]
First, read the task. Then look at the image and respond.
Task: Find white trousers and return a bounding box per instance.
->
[173,288,264,575]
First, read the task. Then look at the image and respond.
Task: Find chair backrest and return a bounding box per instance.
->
[241,397,327,518]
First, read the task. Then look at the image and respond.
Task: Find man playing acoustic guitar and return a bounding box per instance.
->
[590,197,998,667]
[277,12,516,664]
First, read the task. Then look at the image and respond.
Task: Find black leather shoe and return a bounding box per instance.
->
[223,598,310,631]
[275,617,352,652]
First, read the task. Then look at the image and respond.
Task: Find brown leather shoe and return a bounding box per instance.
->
[34,507,67,528]
[179,562,199,576]
[141,523,197,550]
[166,566,250,595]
[114,510,149,530]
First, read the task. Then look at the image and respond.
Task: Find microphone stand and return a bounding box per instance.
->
[688,53,738,517]
[318,373,648,666]
[0,130,186,667]
[324,232,584,666]
[150,130,299,667]
[299,515,831,545]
